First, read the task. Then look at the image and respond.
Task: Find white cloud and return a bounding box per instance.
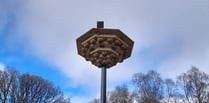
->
[2,0,209,102]
[0,63,5,71]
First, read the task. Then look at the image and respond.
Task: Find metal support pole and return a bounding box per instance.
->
[101,66,106,103]
[97,21,106,103]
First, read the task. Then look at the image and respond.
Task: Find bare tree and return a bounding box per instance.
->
[0,68,70,103]
[177,66,209,103]
[162,78,179,103]
[17,73,64,103]
[131,91,142,103]
[132,70,164,103]
[108,84,133,103]
[88,67,209,103]
[0,68,18,103]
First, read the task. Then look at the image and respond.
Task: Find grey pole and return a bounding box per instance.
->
[101,66,106,103]
[97,21,106,103]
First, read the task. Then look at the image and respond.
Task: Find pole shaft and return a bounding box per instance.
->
[97,21,106,103]
[101,66,106,103]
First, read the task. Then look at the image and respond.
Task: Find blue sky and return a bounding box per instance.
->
[1,0,209,102]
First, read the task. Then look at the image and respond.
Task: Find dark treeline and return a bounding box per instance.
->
[0,67,70,103]
[89,66,209,103]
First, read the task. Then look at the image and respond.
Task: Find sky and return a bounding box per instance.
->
[0,0,209,102]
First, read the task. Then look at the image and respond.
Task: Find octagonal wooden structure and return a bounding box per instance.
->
[76,28,134,68]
